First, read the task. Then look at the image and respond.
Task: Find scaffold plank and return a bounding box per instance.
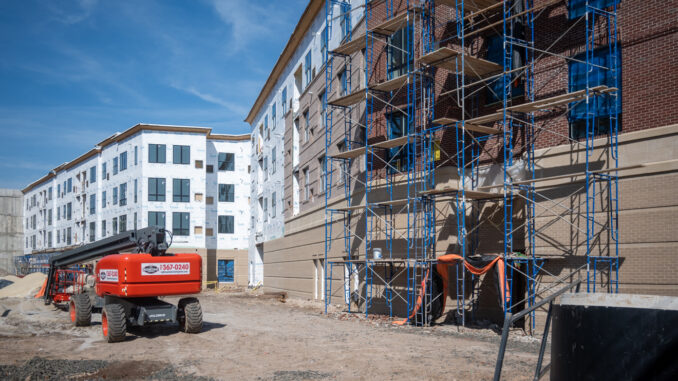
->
[419,47,502,77]
[434,0,501,12]
[370,8,421,35]
[330,146,366,159]
[371,136,409,149]
[328,88,367,107]
[432,117,500,134]
[505,85,616,113]
[420,186,501,199]
[332,35,366,56]
[466,112,504,125]
[370,74,408,92]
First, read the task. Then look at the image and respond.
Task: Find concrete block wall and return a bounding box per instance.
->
[0,189,23,273]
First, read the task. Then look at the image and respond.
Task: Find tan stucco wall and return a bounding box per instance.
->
[191,248,249,288]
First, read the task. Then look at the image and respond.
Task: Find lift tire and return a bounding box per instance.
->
[178,297,203,334]
[102,304,127,343]
[70,293,92,327]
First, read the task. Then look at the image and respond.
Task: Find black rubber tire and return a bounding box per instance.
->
[178,297,203,334]
[102,304,127,343]
[70,293,92,326]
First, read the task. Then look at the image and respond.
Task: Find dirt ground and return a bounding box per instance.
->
[0,290,545,380]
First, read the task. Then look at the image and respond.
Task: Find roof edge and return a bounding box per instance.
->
[244,0,324,125]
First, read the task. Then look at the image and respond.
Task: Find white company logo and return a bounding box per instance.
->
[141,262,190,276]
[99,269,119,282]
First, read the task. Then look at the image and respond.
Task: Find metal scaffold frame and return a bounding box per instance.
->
[323,0,620,331]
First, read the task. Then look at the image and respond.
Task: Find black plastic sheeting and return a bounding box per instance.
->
[551,302,678,381]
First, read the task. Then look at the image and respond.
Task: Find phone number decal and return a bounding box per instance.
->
[141,262,190,275]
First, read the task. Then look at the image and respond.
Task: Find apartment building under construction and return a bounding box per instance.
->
[246,0,678,328]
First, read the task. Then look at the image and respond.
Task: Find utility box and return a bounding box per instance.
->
[551,293,678,381]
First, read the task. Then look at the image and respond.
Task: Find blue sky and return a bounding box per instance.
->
[0,0,307,189]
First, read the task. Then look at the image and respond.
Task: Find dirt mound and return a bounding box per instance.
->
[0,273,46,298]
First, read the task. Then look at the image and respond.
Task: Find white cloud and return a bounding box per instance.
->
[48,0,99,25]
[209,0,293,54]
[169,83,249,115]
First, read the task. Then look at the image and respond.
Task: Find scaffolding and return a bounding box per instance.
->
[323,0,620,331]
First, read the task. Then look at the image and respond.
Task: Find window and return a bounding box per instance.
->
[173,179,190,202]
[387,111,410,171]
[282,87,288,114]
[66,227,71,245]
[66,202,72,220]
[305,50,312,88]
[263,198,268,221]
[134,146,138,165]
[102,191,107,208]
[272,192,277,218]
[218,152,234,171]
[67,178,72,193]
[271,103,276,129]
[119,183,127,206]
[568,0,619,19]
[57,206,60,221]
[303,110,310,143]
[89,222,95,243]
[48,232,52,247]
[319,90,327,127]
[120,152,127,171]
[263,157,268,180]
[57,232,60,244]
[388,26,413,79]
[271,149,276,174]
[337,141,347,184]
[89,193,96,215]
[148,178,166,201]
[134,212,137,230]
[148,211,166,229]
[149,144,166,163]
[102,163,107,180]
[318,156,326,192]
[113,187,118,205]
[173,145,190,164]
[265,117,270,140]
[48,187,52,200]
[568,48,621,139]
[112,217,118,235]
[119,215,127,233]
[206,164,214,173]
[304,167,310,201]
[101,220,107,238]
[173,212,190,236]
[340,2,351,40]
[134,179,138,203]
[219,184,234,202]
[48,209,52,225]
[485,35,524,103]
[113,157,119,175]
[338,69,348,96]
[90,166,96,183]
[57,184,60,198]
[321,27,328,64]
[218,215,234,234]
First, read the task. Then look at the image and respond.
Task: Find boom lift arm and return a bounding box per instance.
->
[44,227,169,304]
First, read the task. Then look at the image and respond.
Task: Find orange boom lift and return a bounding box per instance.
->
[44,227,203,342]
